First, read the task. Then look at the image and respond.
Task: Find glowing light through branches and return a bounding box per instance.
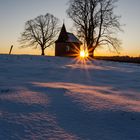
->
[80,49,89,58]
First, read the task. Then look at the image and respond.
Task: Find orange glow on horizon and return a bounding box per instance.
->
[0,43,139,57]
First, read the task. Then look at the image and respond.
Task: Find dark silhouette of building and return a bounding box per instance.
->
[55,24,81,57]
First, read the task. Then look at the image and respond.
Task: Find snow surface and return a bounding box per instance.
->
[0,54,140,140]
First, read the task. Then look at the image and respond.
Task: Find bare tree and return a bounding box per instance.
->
[19,13,59,55]
[67,0,122,58]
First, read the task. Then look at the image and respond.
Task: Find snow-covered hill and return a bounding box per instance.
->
[0,54,140,140]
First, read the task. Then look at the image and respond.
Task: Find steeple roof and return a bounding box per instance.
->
[56,24,81,44]
[56,24,68,42]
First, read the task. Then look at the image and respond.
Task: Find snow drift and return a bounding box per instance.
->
[0,54,140,140]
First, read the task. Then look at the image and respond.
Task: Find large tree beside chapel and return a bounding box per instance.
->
[67,0,122,58]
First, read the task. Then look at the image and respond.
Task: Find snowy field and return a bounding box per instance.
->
[0,54,140,140]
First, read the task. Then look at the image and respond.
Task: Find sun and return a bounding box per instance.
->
[80,49,89,58]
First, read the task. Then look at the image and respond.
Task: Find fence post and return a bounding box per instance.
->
[9,45,13,55]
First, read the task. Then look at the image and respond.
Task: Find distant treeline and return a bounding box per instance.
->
[94,56,140,64]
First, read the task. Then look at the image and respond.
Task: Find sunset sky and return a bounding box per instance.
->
[0,0,140,56]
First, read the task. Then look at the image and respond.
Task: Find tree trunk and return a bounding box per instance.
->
[88,47,95,58]
[41,48,45,56]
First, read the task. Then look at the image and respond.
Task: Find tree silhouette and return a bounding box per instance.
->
[19,13,59,55]
[67,0,122,58]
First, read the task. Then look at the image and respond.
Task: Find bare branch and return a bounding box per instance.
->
[67,0,122,57]
[19,13,59,55]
